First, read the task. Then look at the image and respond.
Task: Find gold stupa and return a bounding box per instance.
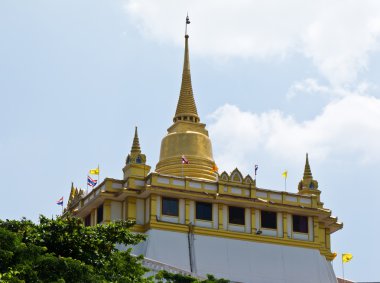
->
[155,33,216,181]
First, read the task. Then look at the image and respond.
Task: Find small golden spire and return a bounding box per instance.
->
[69,182,75,201]
[303,153,313,180]
[298,153,320,201]
[123,127,150,179]
[173,15,200,123]
[126,127,146,165]
[131,126,141,154]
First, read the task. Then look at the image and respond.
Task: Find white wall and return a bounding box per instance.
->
[136,229,337,283]
[138,229,191,271]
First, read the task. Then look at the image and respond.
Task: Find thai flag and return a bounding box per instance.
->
[181,155,189,164]
[87,175,97,187]
[56,197,63,206]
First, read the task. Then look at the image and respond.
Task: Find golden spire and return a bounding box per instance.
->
[69,182,75,202]
[298,153,320,197]
[156,16,216,181]
[123,127,150,180]
[303,153,313,180]
[126,127,146,165]
[173,15,200,123]
[131,126,141,154]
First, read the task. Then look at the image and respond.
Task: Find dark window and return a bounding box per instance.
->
[293,215,308,233]
[97,204,104,224]
[196,202,212,221]
[84,214,91,226]
[162,197,179,216]
[261,211,277,229]
[136,156,142,163]
[229,206,245,225]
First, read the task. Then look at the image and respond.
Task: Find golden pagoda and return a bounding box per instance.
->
[155,31,215,181]
[66,17,342,283]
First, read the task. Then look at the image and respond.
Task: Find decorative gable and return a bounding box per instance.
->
[230,168,243,183]
[244,174,254,184]
[220,171,229,181]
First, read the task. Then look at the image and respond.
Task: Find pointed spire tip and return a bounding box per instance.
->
[174,20,199,124]
[131,126,141,153]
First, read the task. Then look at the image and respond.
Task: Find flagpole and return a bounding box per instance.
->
[86,174,89,194]
[285,177,287,192]
[254,165,258,185]
[342,256,345,283]
[98,164,100,187]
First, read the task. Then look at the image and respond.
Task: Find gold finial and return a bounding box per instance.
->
[185,13,190,36]
[303,153,313,180]
[131,126,141,154]
[173,14,200,124]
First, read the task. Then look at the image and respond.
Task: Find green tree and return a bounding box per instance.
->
[0,216,228,283]
[0,216,150,283]
[155,271,229,283]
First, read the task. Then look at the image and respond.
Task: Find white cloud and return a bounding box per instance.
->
[124,0,380,86]
[287,78,375,98]
[208,95,380,172]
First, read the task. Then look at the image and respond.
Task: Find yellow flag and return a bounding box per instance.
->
[282,170,288,178]
[342,253,353,263]
[89,166,99,175]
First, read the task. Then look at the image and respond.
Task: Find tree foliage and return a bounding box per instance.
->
[0,216,149,283]
[0,216,229,283]
[155,271,229,283]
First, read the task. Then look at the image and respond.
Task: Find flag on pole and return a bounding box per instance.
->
[282,170,288,178]
[212,163,218,173]
[89,166,99,175]
[181,155,189,164]
[87,175,98,187]
[56,197,64,206]
[342,253,353,263]
[254,165,258,176]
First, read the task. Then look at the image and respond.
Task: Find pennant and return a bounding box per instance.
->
[212,163,218,173]
[282,170,288,178]
[87,176,98,187]
[89,166,99,175]
[56,197,63,206]
[181,155,189,164]
[342,253,353,263]
[255,165,258,176]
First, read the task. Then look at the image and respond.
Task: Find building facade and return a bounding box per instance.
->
[67,30,342,283]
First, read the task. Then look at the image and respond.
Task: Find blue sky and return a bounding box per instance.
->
[1,1,380,281]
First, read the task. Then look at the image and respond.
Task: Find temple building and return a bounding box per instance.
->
[66,22,342,283]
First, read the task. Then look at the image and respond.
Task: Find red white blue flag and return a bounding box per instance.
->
[56,197,63,206]
[87,175,97,187]
[181,155,189,164]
